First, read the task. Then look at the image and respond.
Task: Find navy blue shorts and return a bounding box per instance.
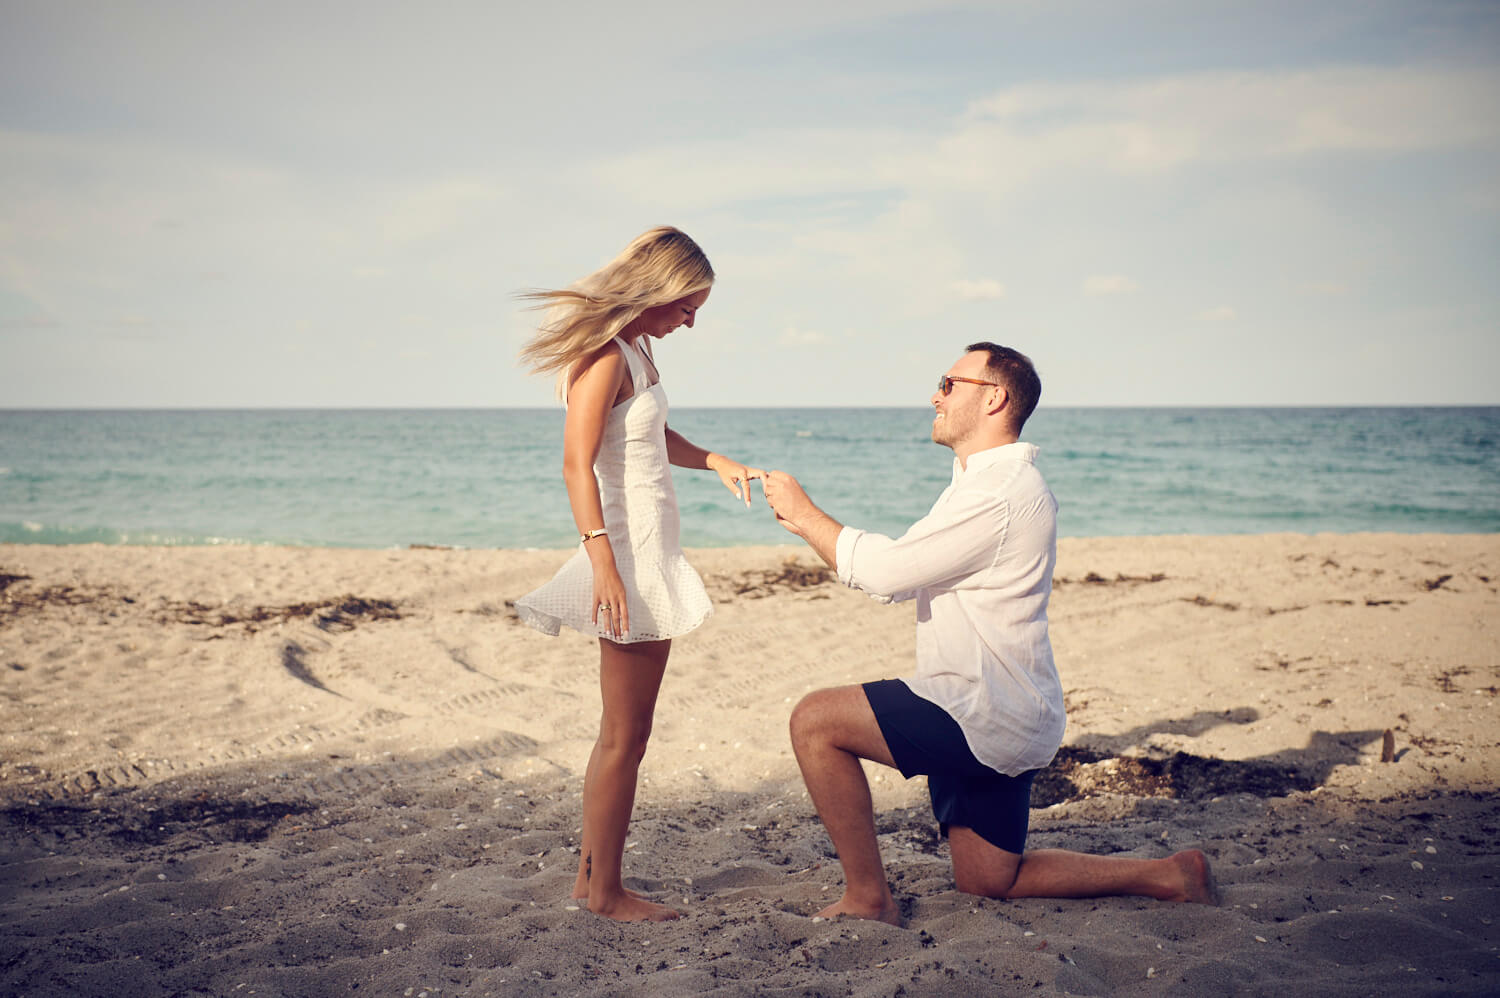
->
[863,678,1036,855]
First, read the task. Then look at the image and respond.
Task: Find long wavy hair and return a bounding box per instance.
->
[518,226,715,397]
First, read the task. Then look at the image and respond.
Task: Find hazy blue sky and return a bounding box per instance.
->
[2,0,1497,407]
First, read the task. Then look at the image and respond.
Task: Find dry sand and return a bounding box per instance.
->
[1,534,1497,996]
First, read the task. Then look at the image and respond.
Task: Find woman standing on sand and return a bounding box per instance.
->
[514,227,764,922]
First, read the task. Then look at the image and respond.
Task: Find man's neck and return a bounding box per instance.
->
[953,431,1019,469]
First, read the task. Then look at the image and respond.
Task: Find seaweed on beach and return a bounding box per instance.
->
[1030,746,1321,807]
[0,575,401,635]
[709,560,836,601]
[1054,571,1167,586]
[0,578,123,623]
[165,594,402,633]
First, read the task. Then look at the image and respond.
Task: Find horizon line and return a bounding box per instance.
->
[3,403,1499,413]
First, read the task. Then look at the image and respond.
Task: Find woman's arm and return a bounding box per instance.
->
[563,347,630,638]
[665,426,765,507]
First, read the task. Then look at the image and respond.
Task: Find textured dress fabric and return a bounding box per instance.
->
[514,337,713,643]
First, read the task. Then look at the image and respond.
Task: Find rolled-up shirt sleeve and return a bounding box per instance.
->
[835,488,1007,599]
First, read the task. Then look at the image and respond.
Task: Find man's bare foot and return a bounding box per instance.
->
[1165,850,1219,905]
[589,891,681,922]
[814,894,903,927]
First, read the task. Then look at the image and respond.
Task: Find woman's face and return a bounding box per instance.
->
[633,287,711,340]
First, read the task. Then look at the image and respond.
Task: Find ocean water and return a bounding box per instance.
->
[0,407,1496,549]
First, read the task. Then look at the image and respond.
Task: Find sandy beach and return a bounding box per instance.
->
[2,534,1497,996]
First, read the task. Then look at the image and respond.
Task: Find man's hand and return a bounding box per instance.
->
[764,469,844,571]
[764,470,815,536]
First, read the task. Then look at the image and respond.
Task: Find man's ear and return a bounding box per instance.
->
[985,385,1009,416]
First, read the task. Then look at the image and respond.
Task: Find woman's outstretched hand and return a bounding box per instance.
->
[707,454,766,507]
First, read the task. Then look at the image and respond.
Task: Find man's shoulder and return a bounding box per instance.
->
[964,446,1051,492]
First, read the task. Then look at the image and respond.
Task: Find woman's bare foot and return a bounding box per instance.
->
[814,894,903,927]
[572,884,645,901]
[572,856,646,901]
[589,891,681,922]
[1165,850,1219,905]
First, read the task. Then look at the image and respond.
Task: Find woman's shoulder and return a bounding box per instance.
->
[573,337,628,372]
[565,338,629,398]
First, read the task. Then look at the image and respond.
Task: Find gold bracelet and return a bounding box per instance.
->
[580,528,609,544]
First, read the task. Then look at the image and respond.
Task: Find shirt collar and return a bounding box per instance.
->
[951,441,1039,482]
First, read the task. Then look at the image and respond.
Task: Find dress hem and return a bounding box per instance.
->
[514,601,713,644]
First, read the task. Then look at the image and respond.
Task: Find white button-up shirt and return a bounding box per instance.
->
[834,441,1065,776]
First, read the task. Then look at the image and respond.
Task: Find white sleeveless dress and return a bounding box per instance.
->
[514,337,713,643]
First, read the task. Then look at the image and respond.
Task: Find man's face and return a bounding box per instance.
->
[929,352,993,449]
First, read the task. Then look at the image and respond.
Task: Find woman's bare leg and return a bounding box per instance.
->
[572,740,602,897]
[576,637,678,921]
[571,741,647,901]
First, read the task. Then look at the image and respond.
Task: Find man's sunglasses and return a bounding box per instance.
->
[937,375,1000,395]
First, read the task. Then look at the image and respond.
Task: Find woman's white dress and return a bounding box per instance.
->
[514,337,712,643]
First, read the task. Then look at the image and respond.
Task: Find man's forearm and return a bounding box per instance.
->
[789,505,843,569]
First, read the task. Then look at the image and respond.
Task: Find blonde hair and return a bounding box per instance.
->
[518,226,715,396]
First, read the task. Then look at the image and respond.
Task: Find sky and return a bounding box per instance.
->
[2,0,1497,408]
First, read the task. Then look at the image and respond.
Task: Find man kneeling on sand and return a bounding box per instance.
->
[761,343,1217,925]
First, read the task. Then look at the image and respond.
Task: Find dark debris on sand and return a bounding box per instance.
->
[1054,571,1168,586]
[168,594,402,633]
[1,789,315,848]
[1032,746,1320,806]
[0,571,400,634]
[708,560,836,601]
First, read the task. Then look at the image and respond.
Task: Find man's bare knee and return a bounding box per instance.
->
[950,828,1022,899]
[790,688,837,741]
[954,867,1018,899]
[794,683,865,732]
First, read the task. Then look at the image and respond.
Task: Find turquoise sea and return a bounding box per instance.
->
[1,408,1496,549]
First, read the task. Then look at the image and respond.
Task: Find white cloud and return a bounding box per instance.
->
[778,326,833,346]
[1084,275,1137,296]
[379,180,509,246]
[585,67,1500,215]
[961,66,1500,178]
[952,279,1006,301]
[581,128,920,210]
[1195,306,1237,322]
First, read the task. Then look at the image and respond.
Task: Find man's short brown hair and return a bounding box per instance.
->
[966,342,1041,431]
